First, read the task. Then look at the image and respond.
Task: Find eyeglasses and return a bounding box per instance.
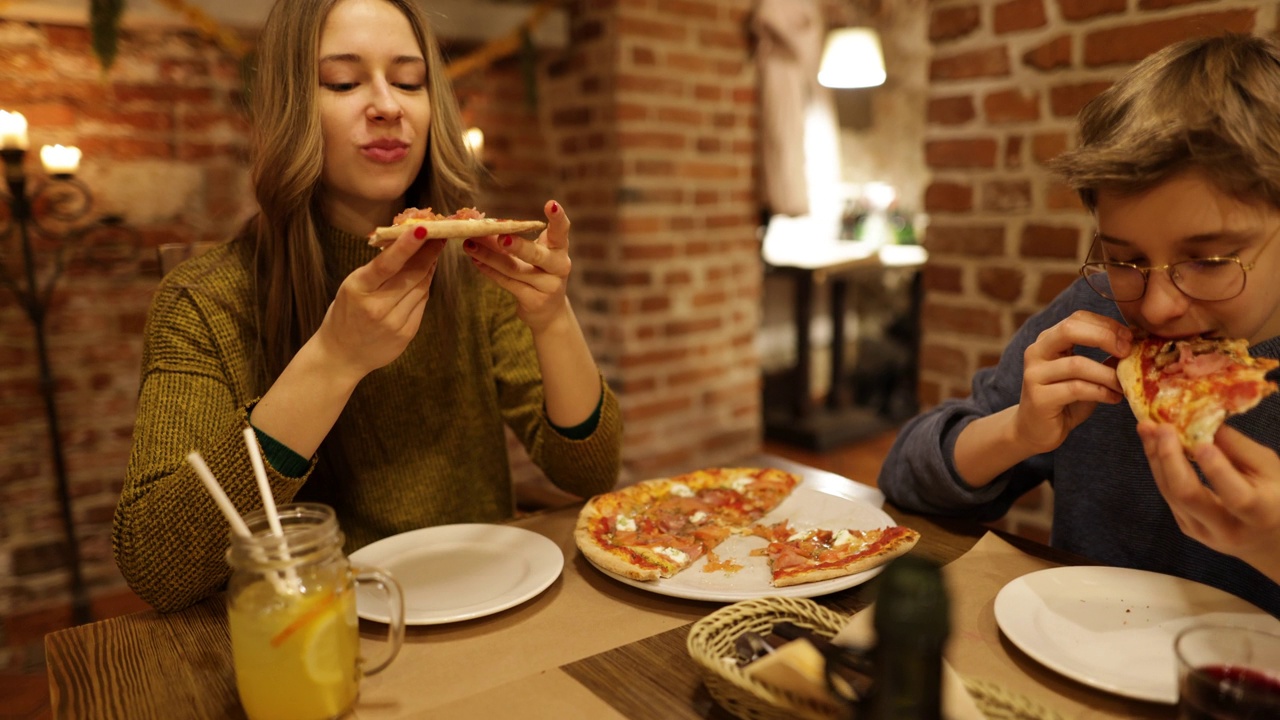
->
[1079,230,1277,302]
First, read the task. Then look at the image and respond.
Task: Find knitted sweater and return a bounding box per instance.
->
[113,224,623,612]
[879,278,1280,617]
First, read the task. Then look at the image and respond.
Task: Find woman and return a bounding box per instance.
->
[113,0,622,612]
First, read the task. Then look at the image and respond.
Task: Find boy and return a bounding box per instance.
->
[878,33,1280,616]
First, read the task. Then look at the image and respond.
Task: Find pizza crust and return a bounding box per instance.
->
[1115,350,1150,422]
[572,509,667,581]
[771,529,920,587]
[368,218,546,247]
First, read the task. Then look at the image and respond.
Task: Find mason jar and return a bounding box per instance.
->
[226,502,404,720]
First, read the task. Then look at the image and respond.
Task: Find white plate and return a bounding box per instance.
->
[349,524,563,625]
[994,565,1280,704]
[585,474,897,602]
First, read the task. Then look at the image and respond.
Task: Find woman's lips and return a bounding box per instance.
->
[361,145,408,163]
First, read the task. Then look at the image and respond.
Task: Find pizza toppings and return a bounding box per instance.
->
[1117,332,1279,449]
[574,468,918,587]
[367,206,546,247]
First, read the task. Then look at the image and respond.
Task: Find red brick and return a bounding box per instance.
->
[666,52,709,73]
[1037,272,1080,303]
[616,73,684,97]
[984,89,1040,124]
[656,0,719,21]
[1084,12,1257,67]
[1021,224,1081,258]
[1006,135,1024,169]
[1023,35,1072,71]
[925,138,998,169]
[1049,81,1112,118]
[923,264,964,294]
[931,47,1011,82]
[982,180,1032,212]
[631,46,657,66]
[665,317,721,336]
[922,301,1004,337]
[924,182,974,213]
[656,106,703,125]
[618,131,686,150]
[994,0,1047,34]
[617,17,688,42]
[1059,0,1126,22]
[930,5,981,43]
[623,396,694,423]
[928,95,976,125]
[1047,181,1086,211]
[927,225,1006,256]
[699,29,744,51]
[7,102,76,128]
[977,266,1025,302]
[919,343,969,376]
[1032,132,1069,164]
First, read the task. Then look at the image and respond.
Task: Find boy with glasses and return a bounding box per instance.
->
[878,33,1280,616]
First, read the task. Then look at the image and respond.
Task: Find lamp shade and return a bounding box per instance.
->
[817,27,886,89]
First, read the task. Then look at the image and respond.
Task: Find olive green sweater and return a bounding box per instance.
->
[113,224,623,612]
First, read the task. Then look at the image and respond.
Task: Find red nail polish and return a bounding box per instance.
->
[414,226,427,239]
[502,235,513,247]
[550,202,559,214]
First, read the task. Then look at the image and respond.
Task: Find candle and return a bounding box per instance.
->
[0,110,29,151]
[40,144,82,175]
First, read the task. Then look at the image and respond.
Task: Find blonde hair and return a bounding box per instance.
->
[1051,33,1280,212]
[248,0,477,383]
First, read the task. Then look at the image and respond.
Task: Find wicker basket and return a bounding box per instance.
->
[686,596,1065,720]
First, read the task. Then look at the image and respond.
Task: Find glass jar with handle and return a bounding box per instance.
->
[226,502,404,720]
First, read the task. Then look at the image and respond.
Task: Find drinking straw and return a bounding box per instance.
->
[187,450,290,595]
[243,427,300,590]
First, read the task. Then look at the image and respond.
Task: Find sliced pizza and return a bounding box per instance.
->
[749,521,921,587]
[573,468,800,582]
[1117,332,1279,449]
[368,206,546,248]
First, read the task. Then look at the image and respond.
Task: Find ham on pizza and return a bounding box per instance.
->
[368,206,546,248]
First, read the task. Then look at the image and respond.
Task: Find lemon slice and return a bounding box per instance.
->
[301,598,347,686]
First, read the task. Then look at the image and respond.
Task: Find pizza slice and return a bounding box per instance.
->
[573,468,800,582]
[750,521,920,587]
[367,206,546,248]
[1117,333,1279,449]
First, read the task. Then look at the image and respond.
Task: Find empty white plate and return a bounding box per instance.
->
[349,524,563,625]
[994,565,1280,704]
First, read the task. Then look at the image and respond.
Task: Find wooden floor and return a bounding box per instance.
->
[0,431,898,720]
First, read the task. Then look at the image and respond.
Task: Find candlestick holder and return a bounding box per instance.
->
[0,147,138,625]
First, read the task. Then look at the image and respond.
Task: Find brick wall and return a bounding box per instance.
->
[0,0,764,668]
[920,0,1278,541]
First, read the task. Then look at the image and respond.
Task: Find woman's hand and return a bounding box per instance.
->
[1140,422,1280,581]
[1014,310,1132,454]
[462,199,572,335]
[314,225,447,379]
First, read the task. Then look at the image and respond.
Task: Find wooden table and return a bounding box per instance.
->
[46,462,1176,720]
[763,243,927,452]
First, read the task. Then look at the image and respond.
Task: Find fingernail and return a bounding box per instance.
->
[550,202,559,214]
[414,226,427,239]
[502,235,513,247]
[463,240,475,251]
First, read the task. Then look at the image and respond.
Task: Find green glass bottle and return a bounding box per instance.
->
[866,554,949,720]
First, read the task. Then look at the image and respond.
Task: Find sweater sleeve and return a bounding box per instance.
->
[112,279,316,612]
[487,289,622,498]
[877,279,1117,519]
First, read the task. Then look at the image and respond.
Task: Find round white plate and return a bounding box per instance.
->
[349,524,563,625]
[994,565,1280,704]
[586,475,898,602]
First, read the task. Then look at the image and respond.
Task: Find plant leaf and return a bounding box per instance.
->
[90,0,126,70]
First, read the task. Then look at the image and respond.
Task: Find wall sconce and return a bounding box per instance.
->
[1,108,136,626]
[817,27,886,89]
[463,126,485,164]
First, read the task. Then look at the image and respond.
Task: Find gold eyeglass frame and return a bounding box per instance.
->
[1078,228,1279,302]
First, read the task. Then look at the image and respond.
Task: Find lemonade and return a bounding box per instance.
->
[229,574,359,720]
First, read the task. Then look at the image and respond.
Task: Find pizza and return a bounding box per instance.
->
[368,206,546,248]
[573,467,918,587]
[749,521,920,587]
[1117,332,1279,449]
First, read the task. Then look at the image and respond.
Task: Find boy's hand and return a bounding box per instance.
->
[1140,422,1280,582]
[1013,310,1132,454]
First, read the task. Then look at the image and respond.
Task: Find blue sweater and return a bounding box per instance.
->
[878,278,1280,617]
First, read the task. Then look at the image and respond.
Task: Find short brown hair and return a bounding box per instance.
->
[1051,33,1280,212]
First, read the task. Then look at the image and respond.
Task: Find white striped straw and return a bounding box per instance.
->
[187,450,290,595]
[243,427,300,590]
